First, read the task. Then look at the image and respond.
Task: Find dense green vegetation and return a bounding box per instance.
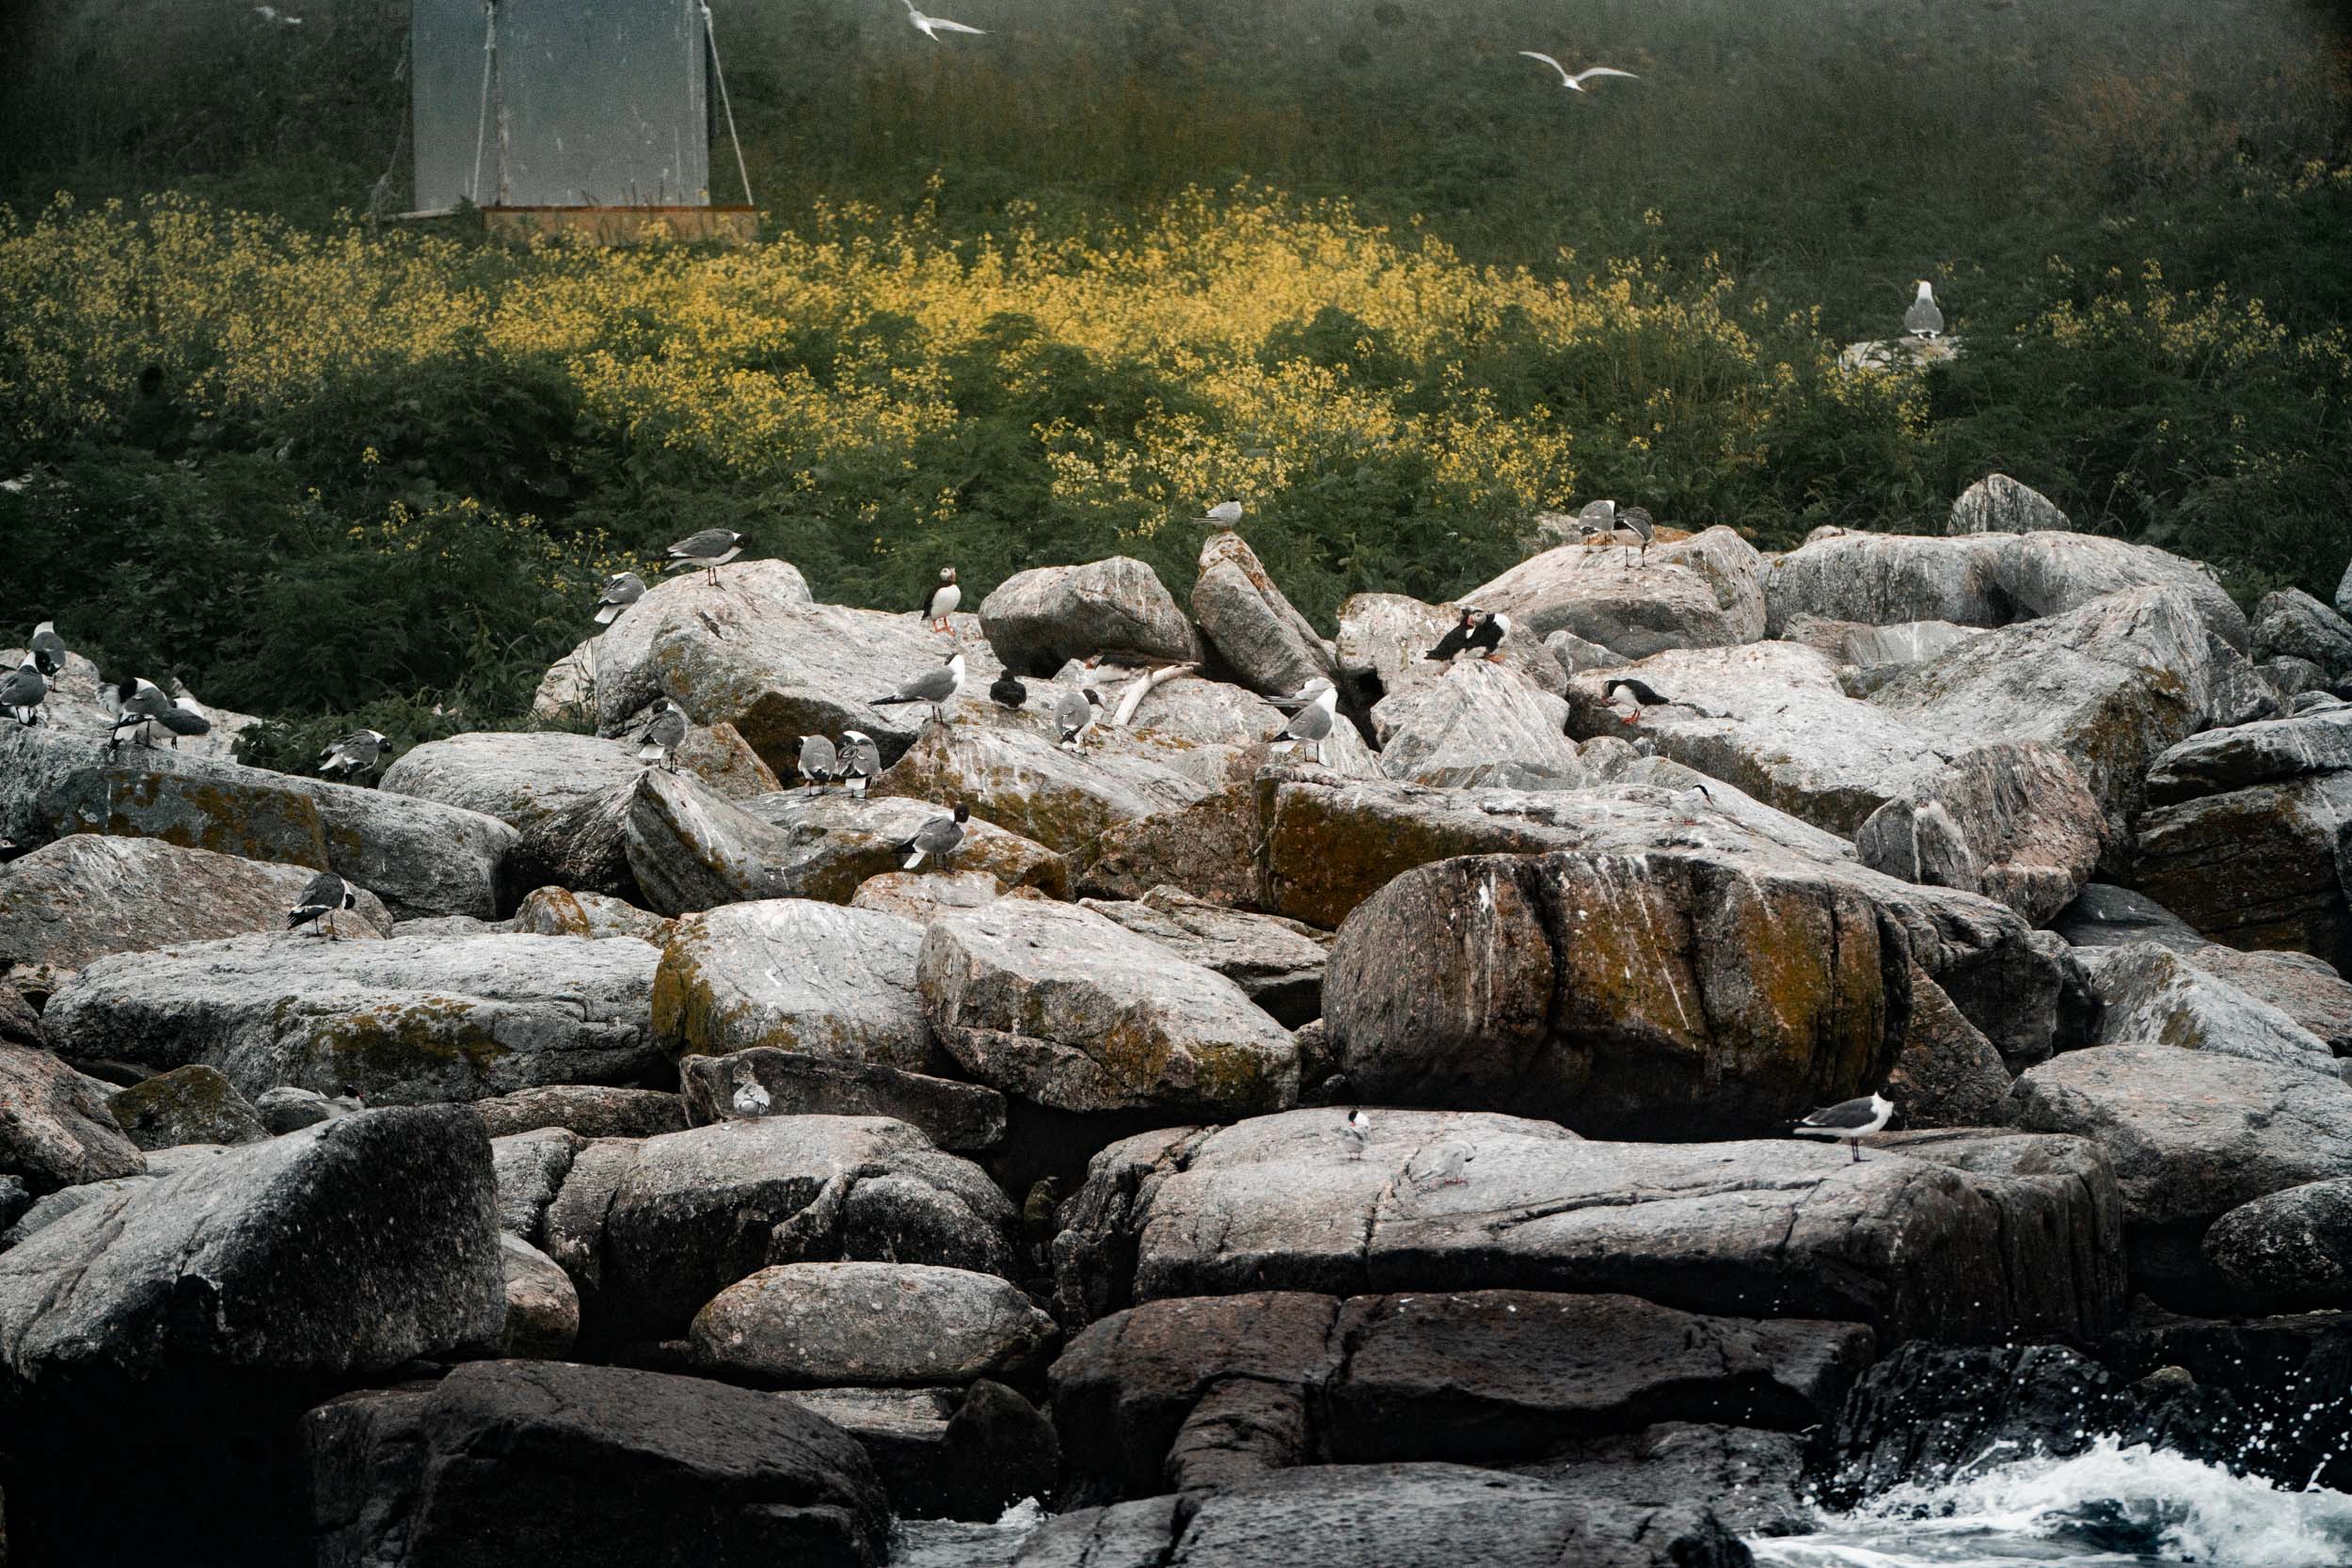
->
[2,0,2348,747]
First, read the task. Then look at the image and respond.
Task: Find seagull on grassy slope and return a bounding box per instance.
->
[798,734,838,794]
[106,678,173,749]
[897,801,969,870]
[873,650,966,727]
[319,729,389,777]
[2,657,49,727]
[918,566,961,633]
[635,699,687,772]
[664,528,744,587]
[1055,686,1105,751]
[902,0,985,40]
[1519,53,1640,91]
[594,572,646,626]
[1790,1091,1896,1164]
[27,623,67,678]
[287,870,356,940]
[1905,280,1946,341]
[837,730,882,795]
[1267,676,1340,767]
[1426,608,1511,666]
[1342,1107,1371,1159]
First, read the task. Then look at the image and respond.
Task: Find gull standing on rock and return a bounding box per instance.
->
[1905,281,1946,341]
[1578,499,1656,569]
[154,695,213,750]
[594,572,646,626]
[2,657,48,726]
[1268,676,1340,767]
[919,567,961,633]
[901,0,984,40]
[1195,499,1244,531]
[318,729,389,777]
[664,528,744,587]
[1791,1091,1896,1163]
[28,623,67,678]
[837,730,882,795]
[107,678,173,748]
[873,650,965,728]
[1519,53,1640,92]
[897,801,970,870]
[797,734,838,794]
[635,700,687,771]
[287,870,356,940]
[1055,686,1105,751]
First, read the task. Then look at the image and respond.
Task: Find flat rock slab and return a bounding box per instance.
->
[918,898,1299,1118]
[1463,527,1767,658]
[1051,1109,2122,1346]
[0,1039,146,1194]
[680,1047,1006,1152]
[40,932,663,1106]
[1191,531,1337,697]
[2145,707,2352,806]
[980,557,1203,674]
[2182,946,2352,1055]
[1080,887,1329,1028]
[850,869,1020,925]
[2075,942,2341,1079]
[737,790,1071,903]
[652,899,933,1070]
[691,1261,1058,1386]
[2053,883,2211,953]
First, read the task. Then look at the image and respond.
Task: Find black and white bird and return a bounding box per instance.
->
[1791,1091,1896,1163]
[1578,499,1657,568]
[1268,676,1340,766]
[797,734,838,794]
[106,678,174,748]
[1341,1107,1371,1159]
[635,699,687,771]
[664,528,744,586]
[1518,53,1640,92]
[873,650,965,727]
[837,730,882,795]
[318,729,389,777]
[1426,608,1511,665]
[154,695,213,749]
[1904,281,1945,341]
[897,801,970,870]
[989,671,1028,709]
[919,566,961,632]
[1600,677,1719,723]
[28,623,67,678]
[1055,686,1105,751]
[287,869,356,940]
[0,838,25,864]
[1195,498,1244,531]
[901,0,984,40]
[594,572,646,626]
[2,657,48,726]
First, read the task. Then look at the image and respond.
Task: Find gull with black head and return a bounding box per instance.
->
[873,650,966,728]
[1790,1090,1896,1163]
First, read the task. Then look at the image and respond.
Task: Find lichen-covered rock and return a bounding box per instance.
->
[850,869,1016,924]
[1463,527,1767,658]
[680,1047,1006,1152]
[1081,887,1329,1028]
[875,721,1214,870]
[619,766,800,915]
[510,885,675,943]
[736,789,1071,903]
[691,1261,1058,1387]
[379,731,658,898]
[1335,591,1566,704]
[469,1085,686,1141]
[2252,587,2352,678]
[1854,740,2106,924]
[1369,660,1584,790]
[1078,777,1267,910]
[498,1232,580,1357]
[1191,531,1337,697]
[1946,472,2072,534]
[106,1064,269,1150]
[979,556,1203,674]
[652,899,932,1070]
[2074,942,2341,1078]
[582,556,814,730]
[0,1040,146,1194]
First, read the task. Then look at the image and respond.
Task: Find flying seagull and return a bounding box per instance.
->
[920,566,961,633]
[1905,281,1945,341]
[797,734,838,794]
[106,678,174,749]
[664,528,744,587]
[1341,1107,1371,1159]
[1519,53,1639,91]
[1791,1091,1896,1163]
[897,801,970,870]
[154,695,213,750]
[3,657,48,726]
[594,572,646,626]
[1196,499,1244,531]
[1268,676,1340,766]
[837,730,882,794]
[635,699,687,771]
[1055,686,1105,751]
[27,623,66,678]
[873,650,966,727]
[1426,608,1511,666]
[989,671,1028,709]
[287,870,356,940]
[902,0,984,40]
[318,729,389,777]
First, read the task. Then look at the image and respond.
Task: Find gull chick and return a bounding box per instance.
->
[1519,53,1640,92]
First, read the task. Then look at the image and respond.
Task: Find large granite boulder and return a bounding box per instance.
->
[1190,531,1337,697]
[917,899,1299,1118]
[1369,661,1583,790]
[691,1261,1058,1387]
[1947,472,2072,534]
[306,1358,885,1568]
[2181,945,2352,1056]
[2145,706,2352,805]
[581,556,814,729]
[1853,740,2106,924]
[679,1047,1006,1152]
[850,869,1023,925]
[736,790,1071,902]
[497,1232,580,1358]
[1077,776,1268,910]
[1079,887,1329,1028]
[788,1380,1058,1523]
[1461,527,1767,658]
[511,885,675,943]
[651,899,932,1069]
[469,1085,686,1141]
[875,721,1216,869]
[979,556,1203,674]
[0,1040,146,1194]
[1885,968,2015,1128]
[2252,587,2352,678]
[2074,942,2341,1078]
[620,767,801,915]
[1051,1110,2124,1345]
[40,932,663,1106]
[1334,592,1566,703]
[2201,1180,2352,1311]
[107,1064,270,1150]
[2130,770,2352,971]
[379,731,663,897]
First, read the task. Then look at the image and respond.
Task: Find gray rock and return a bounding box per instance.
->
[582,556,815,730]
[379,730,650,897]
[1052,1110,2122,1345]
[1463,526,1768,658]
[2339,557,2352,622]
[918,899,1298,1117]
[1370,661,1584,790]
[2202,1180,2352,1310]
[1836,618,1991,695]
[498,1231,579,1357]
[107,1064,269,1150]
[305,1358,884,1568]
[1190,531,1337,697]
[2265,655,2334,699]
[787,1380,1058,1523]
[1053,662,1348,786]
[1947,472,2072,534]
[0,1040,146,1194]
[490,1126,583,1243]
[2130,771,2352,971]
[850,869,1020,924]
[2,1172,153,1248]
[620,766,804,915]
[691,1261,1058,1387]
[40,932,663,1106]
[511,884,675,943]
[1512,1423,1810,1538]
[736,789,1072,903]
[680,1048,1006,1152]
[1078,777,1267,910]
[1887,968,2014,1128]
[469,1085,686,1141]
[0,834,393,978]
[980,556,1203,674]
[254,1085,337,1135]
[0,1174,24,1235]
[2182,946,2352,1055]
[875,721,1215,870]
[2208,630,2291,728]
[1335,592,1566,703]
[2074,942,2341,1078]
[2145,706,2352,806]
[0,647,254,761]
[1855,740,2106,924]
[532,635,595,721]
[652,899,932,1070]
[1543,627,1625,675]
[2253,587,2352,678]
[2052,883,2208,953]
[2294,690,2348,714]
[1080,887,1329,1028]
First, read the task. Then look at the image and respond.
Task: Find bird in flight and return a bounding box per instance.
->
[1519,53,1639,92]
[902,0,985,40]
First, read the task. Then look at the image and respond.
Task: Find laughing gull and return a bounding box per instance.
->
[1426,608,1510,665]
[665,529,744,587]
[1904,281,1945,341]
[27,623,66,678]
[1578,499,1657,568]
[1195,498,1244,531]
[1268,677,1340,766]
[3,657,48,726]
[106,678,173,749]
[318,729,389,777]
[732,1073,772,1117]
[920,566,961,632]
[154,695,213,749]
[594,572,646,626]
[897,801,970,870]
[874,650,966,727]
[989,671,1028,709]
[1341,1107,1371,1158]
[902,0,984,40]
[797,734,838,794]
[635,700,687,771]
[837,731,882,794]
[1791,1091,1896,1163]
[1519,53,1640,91]
[287,870,356,940]
[1055,686,1105,751]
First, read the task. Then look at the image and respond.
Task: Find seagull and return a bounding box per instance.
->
[1426,608,1511,665]
[3,657,49,726]
[873,650,966,727]
[1341,1107,1371,1159]
[27,623,66,678]
[989,671,1027,709]
[920,567,961,633]
[1519,53,1640,92]
[1055,686,1105,751]
[797,734,838,794]
[287,870,356,940]
[1195,499,1244,531]
[837,730,882,794]
[1791,1091,1896,1163]
[154,696,213,750]
[664,528,744,587]
[1413,1143,1473,1189]
[1577,499,1657,569]
[897,801,970,870]
[1905,281,1945,341]
[594,572,646,626]
[318,729,389,777]
[902,0,985,40]
[0,838,25,864]
[635,699,687,771]
[106,678,174,749]
[1268,676,1340,766]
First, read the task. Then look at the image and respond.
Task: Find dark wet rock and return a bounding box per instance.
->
[107,1064,269,1150]
[1512,1423,1811,1539]
[2130,771,2352,971]
[2202,1180,2352,1310]
[680,1048,1006,1152]
[469,1085,686,1141]
[2052,883,2209,953]
[787,1380,1059,1523]
[498,1232,580,1358]
[0,1040,146,1195]
[691,1261,1058,1387]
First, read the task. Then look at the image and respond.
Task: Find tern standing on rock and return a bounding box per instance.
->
[1905,281,1946,341]
[1791,1091,1896,1163]
[318,729,389,778]
[287,870,357,940]
[1342,1107,1371,1159]
[594,572,646,626]
[873,650,965,727]
[3,657,48,726]
[1268,676,1340,767]
[919,567,961,633]
[635,700,687,772]
[797,734,838,794]
[664,529,744,587]
[837,731,882,795]
[897,801,969,870]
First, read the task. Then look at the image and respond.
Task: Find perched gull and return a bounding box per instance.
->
[1267,676,1340,766]
[635,699,687,771]
[1904,281,1945,341]
[1341,1107,1371,1159]
[920,566,961,633]
[1195,498,1244,531]
[1413,1143,1473,1189]
[287,870,356,940]
[1426,608,1511,665]
[1791,1091,1896,1163]
[837,730,882,795]
[28,623,67,678]
[897,801,970,870]
[989,671,1028,709]
[106,678,174,749]
[1519,53,1640,92]
[1578,499,1656,569]
[664,528,744,587]
[1055,686,1105,751]
[594,572,646,626]
[3,657,49,726]
[318,729,389,777]
[797,734,838,794]
[873,650,966,727]
[902,0,984,40]
[154,695,213,750]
